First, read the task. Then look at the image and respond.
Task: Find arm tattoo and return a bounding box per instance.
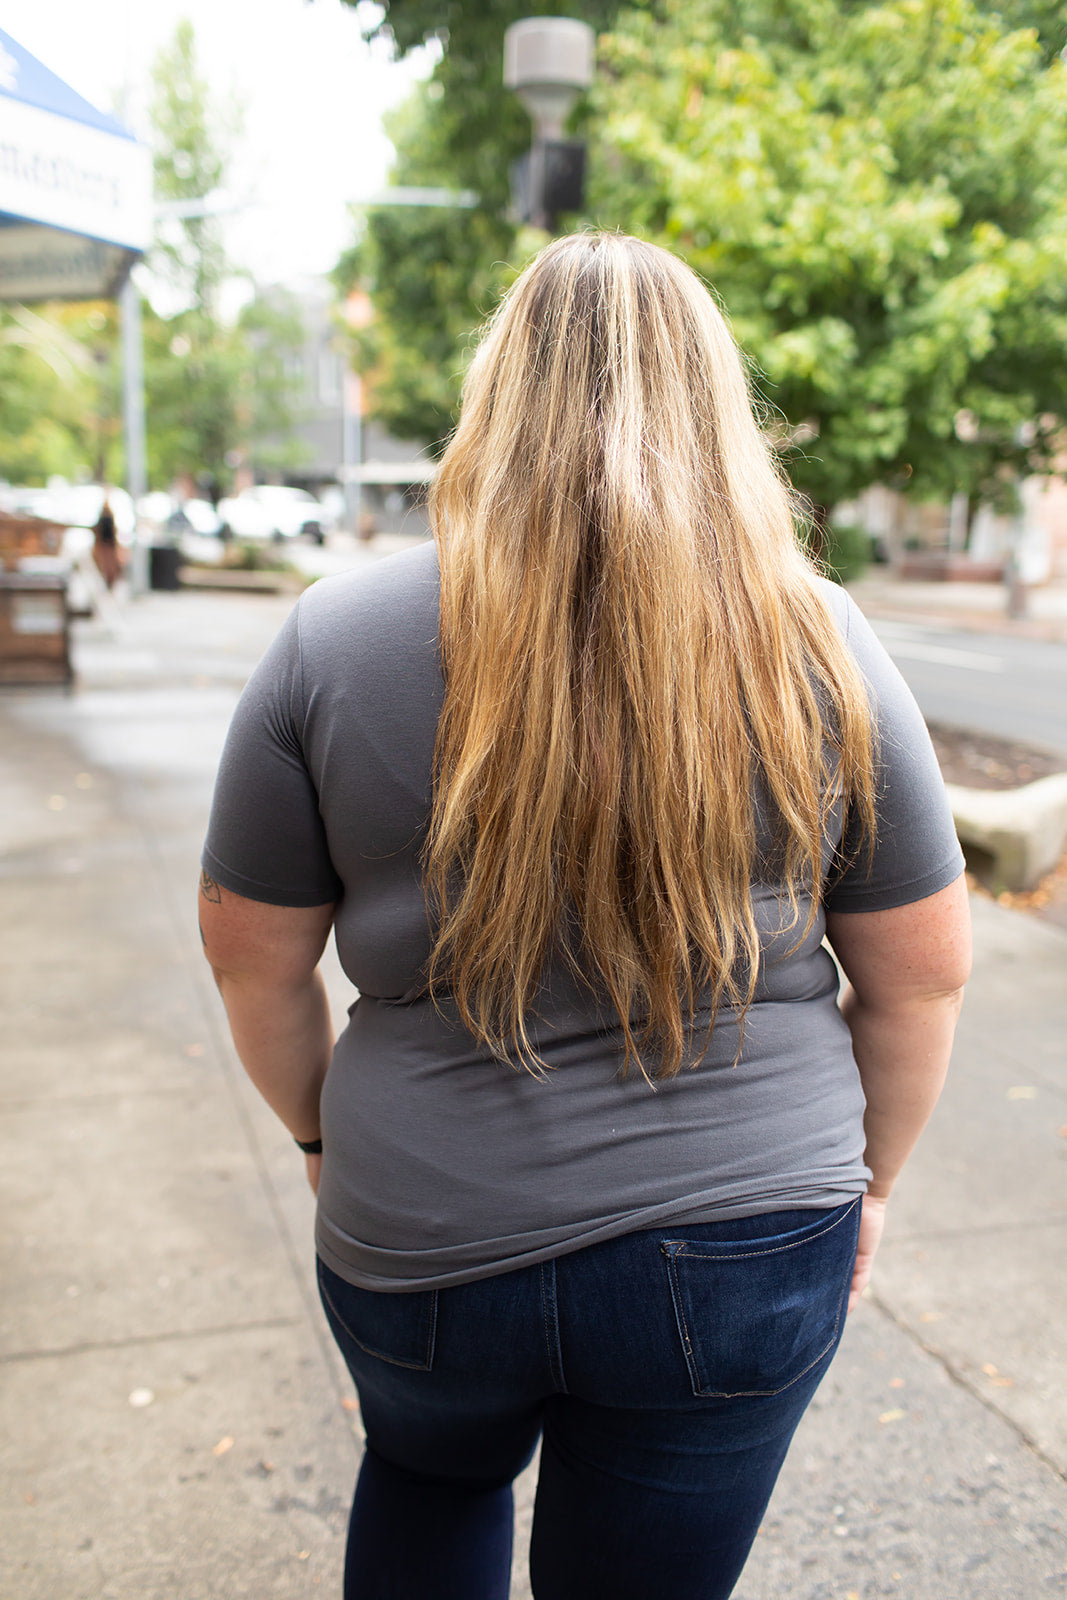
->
[199,870,222,904]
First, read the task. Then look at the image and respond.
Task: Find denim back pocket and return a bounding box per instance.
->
[317,1261,438,1372]
[661,1200,860,1399]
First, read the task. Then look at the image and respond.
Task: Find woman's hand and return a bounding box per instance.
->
[305,1150,322,1196]
[848,1193,887,1312]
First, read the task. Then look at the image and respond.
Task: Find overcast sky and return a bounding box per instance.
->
[3,0,438,288]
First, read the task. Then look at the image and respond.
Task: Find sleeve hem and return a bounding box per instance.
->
[824,852,965,914]
[201,847,340,909]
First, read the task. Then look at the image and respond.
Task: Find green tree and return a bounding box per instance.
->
[339,1,620,448]
[238,288,314,478]
[589,0,1067,519]
[345,0,1067,527]
[146,23,308,492]
[150,18,230,318]
[334,87,519,449]
[146,20,245,489]
[993,0,1066,62]
[0,302,120,485]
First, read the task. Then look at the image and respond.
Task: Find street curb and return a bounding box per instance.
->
[948,772,1067,891]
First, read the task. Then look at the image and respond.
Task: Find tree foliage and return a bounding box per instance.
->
[345,0,1067,518]
[143,22,308,492]
[334,88,518,448]
[339,0,619,447]
[366,0,1067,64]
[146,20,244,489]
[0,302,122,485]
[0,22,304,492]
[238,288,314,478]
[591,0,1067,511]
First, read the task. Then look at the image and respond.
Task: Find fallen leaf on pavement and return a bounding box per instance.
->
[878,1408,906,1424]
[213,1436,234,1457]
[981,1363,998,1377]
[341,1397,359,1412]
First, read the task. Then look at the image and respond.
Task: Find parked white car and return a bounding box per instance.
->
[217,486,331,544]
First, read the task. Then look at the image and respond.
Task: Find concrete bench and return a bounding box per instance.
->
[946,773,1067,893]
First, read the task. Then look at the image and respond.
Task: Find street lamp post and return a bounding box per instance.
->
[503,18,595,230]
[120,275,147,504]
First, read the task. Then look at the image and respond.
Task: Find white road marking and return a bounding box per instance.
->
[871,624,1004,673]
[882,640,1004,672]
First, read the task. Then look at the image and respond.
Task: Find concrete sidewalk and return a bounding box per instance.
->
[1,579,1065,1599]
[847,569,1067,643]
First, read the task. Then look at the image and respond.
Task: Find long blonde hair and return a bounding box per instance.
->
[426,232,875,1078]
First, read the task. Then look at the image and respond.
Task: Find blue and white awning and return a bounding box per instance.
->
[0,28,151,301]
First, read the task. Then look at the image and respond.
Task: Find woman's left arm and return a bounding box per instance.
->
[199,869,337,1190]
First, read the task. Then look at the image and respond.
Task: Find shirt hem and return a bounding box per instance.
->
[314,1178,869,1293]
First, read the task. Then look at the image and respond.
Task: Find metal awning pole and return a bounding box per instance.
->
[120,271,148,592]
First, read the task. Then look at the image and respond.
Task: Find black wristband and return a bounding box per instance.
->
[294,1136,323,1154]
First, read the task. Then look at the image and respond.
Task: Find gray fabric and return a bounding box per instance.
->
[203,542,964,1290]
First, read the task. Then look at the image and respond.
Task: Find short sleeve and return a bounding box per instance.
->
[202,599,343,907]
[824,591,965,913]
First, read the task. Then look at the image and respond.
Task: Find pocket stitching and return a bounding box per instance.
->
[664,1254,845,1398]
[318,1273,438,1372]
[662,1200,858,1398]
[662,1197,860,1264]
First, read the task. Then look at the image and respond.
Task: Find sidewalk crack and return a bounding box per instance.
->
[0,1315,300,1364]
[867,1292,1067,1486]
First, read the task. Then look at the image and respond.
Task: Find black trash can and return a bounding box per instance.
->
[149,545,182,591]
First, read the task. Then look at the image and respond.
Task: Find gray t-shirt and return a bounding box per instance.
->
[203,542,964,1290]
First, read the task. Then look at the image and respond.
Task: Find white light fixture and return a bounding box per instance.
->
[503,18,595,142]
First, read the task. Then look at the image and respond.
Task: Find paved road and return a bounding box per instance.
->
[868,618,1067,756]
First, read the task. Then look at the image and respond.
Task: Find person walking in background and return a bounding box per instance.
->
[198,233,971,1600]
[91,496,122,589]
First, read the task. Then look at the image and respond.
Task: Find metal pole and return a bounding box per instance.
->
[120,271,149,593]
[530,138,548,230]
[120,272,147,501]
[1005,517,1029,620]
[341,367,362,538]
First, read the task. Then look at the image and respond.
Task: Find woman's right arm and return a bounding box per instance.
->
[825,872,972,1310]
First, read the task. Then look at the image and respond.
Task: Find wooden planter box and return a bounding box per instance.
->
[0,574,73,687]
[0,509,67,571]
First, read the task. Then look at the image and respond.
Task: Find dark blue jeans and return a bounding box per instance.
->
[317,1197,861,1600]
